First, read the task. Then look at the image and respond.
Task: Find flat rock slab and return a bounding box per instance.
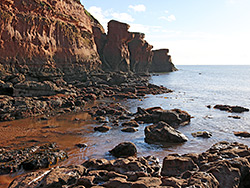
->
[0,143,67,175]
[214,104,249,113]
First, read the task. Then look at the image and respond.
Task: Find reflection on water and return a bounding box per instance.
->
[1,65,250,187]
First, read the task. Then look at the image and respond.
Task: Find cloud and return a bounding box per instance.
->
[111,12,135,22]
[87,6,135,31]
[128,4,146,12]
[129,24,161,34]
[159,14,176,22]
[88,6,109,25]
[164,10,169,14]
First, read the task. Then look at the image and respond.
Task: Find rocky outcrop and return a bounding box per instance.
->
[97,20,175,73]
[102,20,134,72]
[135,107,191,127]
[214,104,249,113]
[0,0,101,83]
[128,32,153,74]
[150,49,177,72]
[0,143,67,175]
[0,0,176,93]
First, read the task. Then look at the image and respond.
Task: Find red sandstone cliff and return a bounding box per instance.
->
[129,32,153,74]
[0,0,176,90]
[0,0,101,80]
[150,49,177,73]
[94,20,176,74]
[102,20,134,72]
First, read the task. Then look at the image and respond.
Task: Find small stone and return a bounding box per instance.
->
[39,116,49,121]
[234,131,250,138]
[75,143,88,148]
[94,125,111,133]
[121,127,138,133]
[228,115,241,119]
[191,131,212,138]
[122,120,139,127]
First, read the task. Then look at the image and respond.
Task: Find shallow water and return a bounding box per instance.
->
[1,65,250,187]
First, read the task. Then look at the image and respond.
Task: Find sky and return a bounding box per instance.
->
[82,0,250,65]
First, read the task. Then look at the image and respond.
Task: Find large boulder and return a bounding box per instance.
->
[135,107,191,126]
[109,142,137,158]
[161,156,198,176]
[144,121,188,143]
[13,81,60,96]
[149,49,177,72]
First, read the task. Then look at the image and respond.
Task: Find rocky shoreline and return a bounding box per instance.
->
[1,86,250,187]
[7,141,250,188]
[0,71,172,122]
[1,0,250,187]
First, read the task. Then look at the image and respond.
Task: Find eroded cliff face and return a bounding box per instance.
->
[150,49,177,73]
[129,32,153,74]
[94,20,176,74]
[0,0,101,81]
[102,20,134,72]
[0,2,176,97]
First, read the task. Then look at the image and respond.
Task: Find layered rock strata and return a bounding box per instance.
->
[0,0,101,80]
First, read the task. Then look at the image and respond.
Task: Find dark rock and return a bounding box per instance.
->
[234,131,250,137]
[161,156,198,176]
[214,104,249,113]
[191,131,212,138]
[94,125,111,133]
[102,177,131,188]
[0,143,67,175]
[109,142,137,158]
[9,165,87,188]
[132,177,162,187]
[39,116,49,121]
[14,81,60,97]
[228,115,241,119]
[149,49,177,73]
[122,120,140,127]
[77,175,95,187]
[121,127,138,133]
[135,107,191,126]
[144,121,188,143]
[75,143,88,148]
